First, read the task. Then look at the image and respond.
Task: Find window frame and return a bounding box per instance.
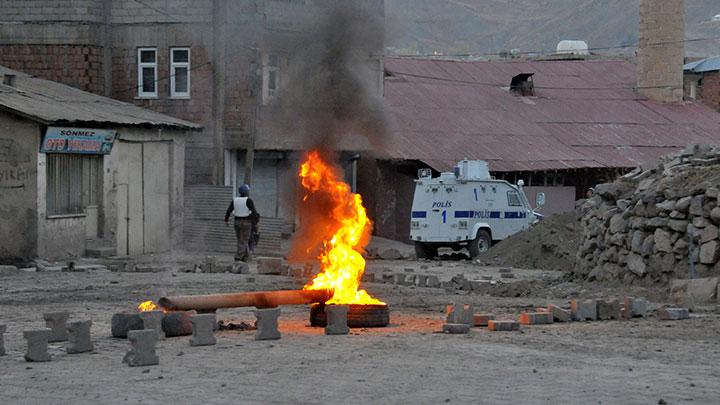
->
[46,154,101,217]
[137,47,158,99]
[170,47,191,99]
[507,190,523,207]
[262,52,280,104]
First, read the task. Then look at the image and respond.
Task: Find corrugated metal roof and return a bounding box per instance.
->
[384,57,720,172]
[684,56,720,73]
[0,65,201,129]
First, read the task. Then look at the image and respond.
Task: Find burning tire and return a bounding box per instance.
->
[310,303,390,328]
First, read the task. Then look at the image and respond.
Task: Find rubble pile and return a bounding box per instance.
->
[575,145,720,284]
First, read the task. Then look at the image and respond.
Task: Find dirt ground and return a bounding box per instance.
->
[1,255,719,404]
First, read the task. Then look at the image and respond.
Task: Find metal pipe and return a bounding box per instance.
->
[158,289,331,311]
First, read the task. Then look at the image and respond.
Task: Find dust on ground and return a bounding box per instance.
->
[476,211,581,271]
[1,254,718,404]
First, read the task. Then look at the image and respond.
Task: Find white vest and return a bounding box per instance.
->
[233,197,251,217]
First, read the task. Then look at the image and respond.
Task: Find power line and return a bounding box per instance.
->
[131,0,180,21]
[114,61,212,95]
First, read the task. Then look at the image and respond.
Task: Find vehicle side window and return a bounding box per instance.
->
[507,190,522,206]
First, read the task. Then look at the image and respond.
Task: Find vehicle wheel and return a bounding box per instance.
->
[414,242,437,260]
[468,229,491,258]
[310,303,390,327]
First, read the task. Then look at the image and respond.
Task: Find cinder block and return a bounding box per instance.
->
[393,273,408,286]
[23,329,52,362]
[66,320,93,354]
[416,274,429,287]
[519,312,553,325]
[0,324,6,356]
[426,275,441,288]
[140,310,165,340]
[254,307,281,340]
[190,314,216,346]
[123,329,159,367]
[446,303,474,325]
[257,257,283,275]
[623,298,649,319]
[442,323,471,334]
[597,299,622,320]
[571,299,597,321]
[325,305,350,335]
[657,307,690,320]
[487,320,520,331]
[473,314,495,327]
[43,311,69,342]
[547,304,571,322]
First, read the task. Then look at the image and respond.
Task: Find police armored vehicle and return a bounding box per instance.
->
[410,160,544,259]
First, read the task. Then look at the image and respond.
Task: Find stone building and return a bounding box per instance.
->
[0,66,198,262]
[0,0,385,251]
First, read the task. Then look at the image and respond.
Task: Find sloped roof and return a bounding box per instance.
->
[0,65,201,130]
[684,56,720,73]
[384,57,720,172]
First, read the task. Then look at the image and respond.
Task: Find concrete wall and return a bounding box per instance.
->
[523,186,577,217]
[0,112,39,261]
[637,0,685,103]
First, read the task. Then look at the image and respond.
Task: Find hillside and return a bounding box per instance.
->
[386,0,720,58]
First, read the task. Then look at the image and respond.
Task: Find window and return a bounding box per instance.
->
[46,154,101,216]
[170,47,190,98]
[507,190,522,207]
[262,53,280,104]
[137,48,157,98]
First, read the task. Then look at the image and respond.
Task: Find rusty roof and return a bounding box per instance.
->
[384,57,720,172]
[0,65,201,130]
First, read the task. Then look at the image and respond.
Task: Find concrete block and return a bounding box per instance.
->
[547,304,571,322]
[519,312,553,325]
[190,314,216,346]
[657,307,690,320]
[685,277,719,304]
[426,275,441,288]
[123,330,159,367]
[23,329,52,362]
[43,311,69,342]
[66,320,93,354]
[442,323,471,334]
[623,298,648,319]
[446,303,474,325]
[393,273,408,286]
[140,310,165,340]
[416,274,429,287]
[487,320,520,331]
[111,313,143,338]
[325,305,350,335]
[254,307,281,340]
[0,324,6,356]
[473,314,495,327]
[162,310,195,337]
[405,274,416,286]
[571,299,597,321]
[597,299,622,320]
[257,257,283,275]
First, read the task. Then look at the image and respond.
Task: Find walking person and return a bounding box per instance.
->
[224,184,259,262]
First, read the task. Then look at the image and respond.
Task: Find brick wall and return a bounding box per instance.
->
[637,0,685,103]
[0,45,105,94]
[684,71,720,112]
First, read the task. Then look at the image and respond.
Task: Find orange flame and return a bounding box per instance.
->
[137,300,158,312]
[299,151,384,305]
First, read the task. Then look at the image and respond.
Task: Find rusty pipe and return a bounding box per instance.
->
[158,289,331,311]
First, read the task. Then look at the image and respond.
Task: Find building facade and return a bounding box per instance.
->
[0,0,386,240]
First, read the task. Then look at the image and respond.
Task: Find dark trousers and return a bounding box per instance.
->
[233,217,252,261]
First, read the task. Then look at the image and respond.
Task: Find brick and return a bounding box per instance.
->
[325,305,350,335]
[123,330,159,367]
[23,329,52,362]
[487,320,520,331]
[657,307,690,320]
[66,320,93,354]
[254,307,281,340]
[257,257,283,275]
[547,304,571,322]
[571,299,597,321]
[190,314,216,346]
[597,299,622,320]
[0,324,6,356]
[140,310,165,340]
[473,314,495,327]
[442,323,471,334]
[43,311,69,342]
[446,303,474,325]
[519,312,553,325]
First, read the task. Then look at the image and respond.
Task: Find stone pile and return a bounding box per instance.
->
[575,145,720,284]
